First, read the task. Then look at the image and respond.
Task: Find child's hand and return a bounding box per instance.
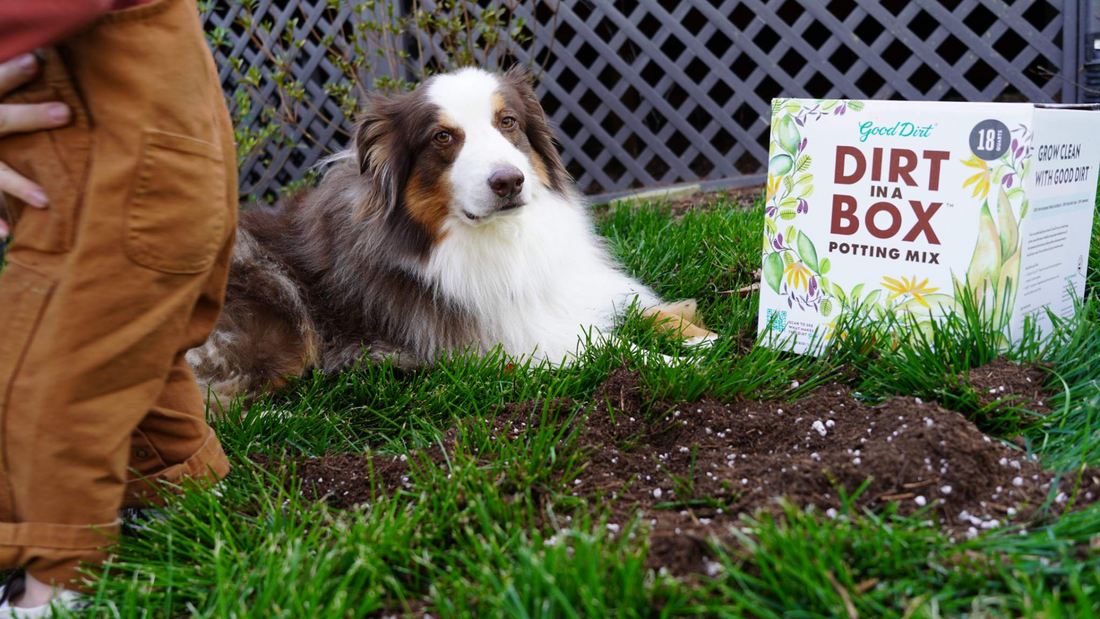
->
[0,53,72,239]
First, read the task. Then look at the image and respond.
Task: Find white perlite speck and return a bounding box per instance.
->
[1012,477,1024,487]
[940,485,952,495]
[915,496,927,506]
[826,508,838,519]
[812,420,827,436]
[653,488,663,499]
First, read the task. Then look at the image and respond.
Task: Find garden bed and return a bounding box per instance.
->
[260,362,1097,578]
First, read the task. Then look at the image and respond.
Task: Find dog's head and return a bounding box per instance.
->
[353,67,569,255]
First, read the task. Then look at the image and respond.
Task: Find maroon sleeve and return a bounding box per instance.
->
[0,0,116,63]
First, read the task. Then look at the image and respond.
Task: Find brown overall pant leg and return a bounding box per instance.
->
[0,0,235,589]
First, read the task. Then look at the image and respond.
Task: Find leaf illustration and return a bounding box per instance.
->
[780,197,799,209]
[993,246,1022,331]
[785,226,797,241]
[894,294,961,321]
[847,100,865,111]
[795,155,812,172]
[820,275,831,292]
[821,100,839,111]
[769,154,793,177]
[764,216,778,235]
[996,186,1019,264]
[777,115,801,156]
[863,289,881,310]
[1022,159,1031,181]
[1019,199,1029,220]
[851,283,865,305]
[763,252,784,295]
[798,185,814,199]
[783,252,795,267]
[772,99,782,117]
[797,231,820,272]
[796,173,813,185]
[821,298,833,317]
[819,257,831,275]
[966,201,1002,299]
[831,282,848,305]
[783,101,802,115]
[784,175,795,194]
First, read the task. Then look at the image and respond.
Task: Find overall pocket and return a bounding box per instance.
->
[0,82,92,254]
[125,129,227,274]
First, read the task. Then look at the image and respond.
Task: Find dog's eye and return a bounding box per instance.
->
[500,116,517,130]
[433,131,452,144]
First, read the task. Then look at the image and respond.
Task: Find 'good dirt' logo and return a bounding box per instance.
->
[859,121,935,143]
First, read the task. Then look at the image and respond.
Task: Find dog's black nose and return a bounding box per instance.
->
[489,166,524,198]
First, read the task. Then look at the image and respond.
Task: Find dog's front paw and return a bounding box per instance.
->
[643,299,719,345]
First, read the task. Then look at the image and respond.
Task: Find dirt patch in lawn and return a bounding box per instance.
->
[579,368,1097,574]
[254,363,1097,577]
[594,186,762,219]
[252,451,411,510]
[966,358,1056,415]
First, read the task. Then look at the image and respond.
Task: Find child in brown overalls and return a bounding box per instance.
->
[0,0,236,613]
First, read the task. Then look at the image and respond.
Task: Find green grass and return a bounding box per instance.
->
[60,190,1100,617]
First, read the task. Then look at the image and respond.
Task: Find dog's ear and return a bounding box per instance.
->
[353,91,436,258]
[354,94,409,220]
[503,65,570,194]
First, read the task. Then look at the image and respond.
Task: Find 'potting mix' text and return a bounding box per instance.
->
[827,146,949,265]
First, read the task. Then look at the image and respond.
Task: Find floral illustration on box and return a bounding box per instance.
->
[887,125,1032,343]
[827,125,1033,344]
[952,126,1032,339]
[762,99,864,322]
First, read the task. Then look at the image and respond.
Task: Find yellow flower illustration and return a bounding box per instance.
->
[881,276,940,308]
[784,262,811,291]
[823,320,847,341]
[766,173,782,202]
[961,154,992,200]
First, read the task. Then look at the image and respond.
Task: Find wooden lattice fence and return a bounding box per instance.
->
[201,0,1091,201]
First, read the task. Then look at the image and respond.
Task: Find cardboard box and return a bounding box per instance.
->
[757,99,1100,354]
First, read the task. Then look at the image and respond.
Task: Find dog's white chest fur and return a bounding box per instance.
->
[423,193,658,362]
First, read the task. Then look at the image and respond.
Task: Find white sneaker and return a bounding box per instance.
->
[0,573,85,619]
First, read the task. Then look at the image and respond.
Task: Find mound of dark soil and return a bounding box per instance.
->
[966,358,1055,414]
[580,368,1097,573]
[255,362,1098,577]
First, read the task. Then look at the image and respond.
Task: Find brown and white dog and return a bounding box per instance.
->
[187,67,715,402]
